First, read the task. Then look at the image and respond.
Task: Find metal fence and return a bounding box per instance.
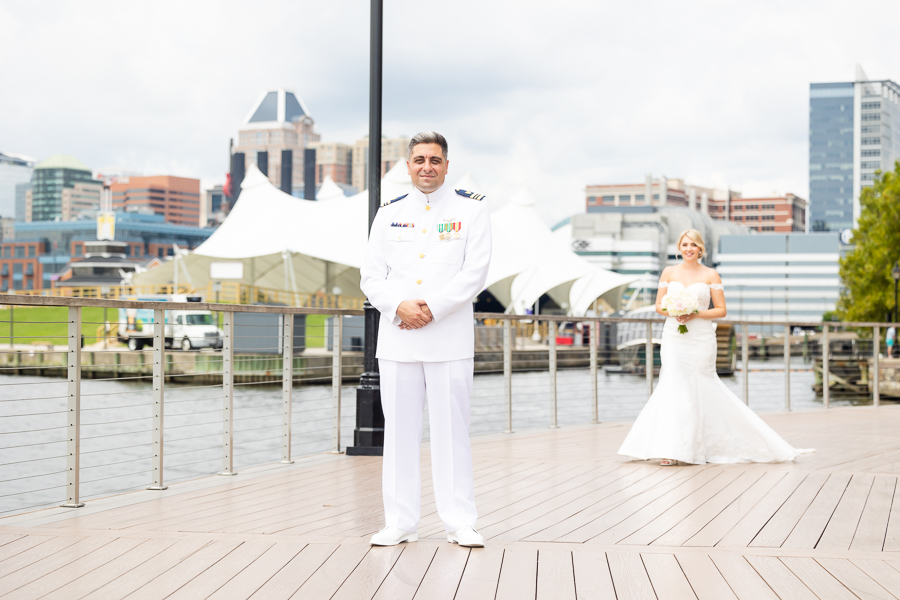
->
[0,294,897,518]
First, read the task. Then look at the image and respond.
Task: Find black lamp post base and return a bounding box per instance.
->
[346,445,384,457]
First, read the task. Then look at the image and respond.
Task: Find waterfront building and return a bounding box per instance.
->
[586,176,805,233]
[234,89,320,194]
[309,141,353,188]
[715,232,847,324]
[110,175,201,227]
[0,212,213,291]
[564,206,746,277]
[26,155,101,222]
[809,66,900,232]
[351,135,410,193]
[0,152,35,219]
[56,240,160,288]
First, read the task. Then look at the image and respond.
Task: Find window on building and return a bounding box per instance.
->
[25,264,33,275]
[862,137,880,145]
[862,161,881,169]
[158,248,164,258]
[0,264,7,276]
[75,245,82,257]
[635,194,645,201]
[619,195,631,203]
[862,114,881,121]
[1,281,7,292]
[12,279,20,290]
[24,278,32,290]
[653,194,659,200]
[27,246,34,257]
[862,102,882,110]
[862,149,881,157]
[2,247,8,258]
[14,247,23,258]
[601,195,615,204]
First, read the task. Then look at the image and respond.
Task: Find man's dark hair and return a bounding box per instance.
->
[407,131,448,160]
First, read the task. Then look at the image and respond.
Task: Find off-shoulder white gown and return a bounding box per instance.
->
[617,281,813,464]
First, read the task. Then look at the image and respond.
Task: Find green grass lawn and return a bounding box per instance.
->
[0,307,333,348]
[305,314,328,348]
[0,306,110,346]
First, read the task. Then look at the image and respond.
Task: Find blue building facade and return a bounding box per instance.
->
[809,83,855,232]
[1,211,212,291]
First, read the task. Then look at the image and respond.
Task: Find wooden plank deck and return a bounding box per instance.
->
[3,405,900,598]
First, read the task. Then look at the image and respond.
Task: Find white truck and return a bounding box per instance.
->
[118,295,224,351]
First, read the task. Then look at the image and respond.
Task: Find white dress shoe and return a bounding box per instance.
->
[370,527,418,546]
[447,526,485,547]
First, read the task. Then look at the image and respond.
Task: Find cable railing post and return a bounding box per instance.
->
[822,324,830,409]
[281,313,294,464]
[503,318,513,433]
[873,325,880,408]
[590,320,598,424]
[784,324,791,412]
[148,308,167,490]
[61,305,83,508]
[549,320,559,429]
[219,311,237,475]
[742,323,750,405]
[331,314,343,453]
[645,322,653,397]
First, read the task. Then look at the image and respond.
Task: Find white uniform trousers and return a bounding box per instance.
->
[379,358,477,533]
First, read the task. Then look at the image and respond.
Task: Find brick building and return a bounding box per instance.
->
[586,176,806,233]
[110,175,201,227]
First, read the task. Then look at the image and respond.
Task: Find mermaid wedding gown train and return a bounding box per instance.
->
[617,281,813,465]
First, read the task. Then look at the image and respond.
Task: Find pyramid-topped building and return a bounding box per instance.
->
[234,89,320,195]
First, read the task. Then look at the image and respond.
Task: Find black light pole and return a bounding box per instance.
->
[347,0,384,456]
[892,262,900,325]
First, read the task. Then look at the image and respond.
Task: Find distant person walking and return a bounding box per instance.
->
[359,132,492,548]
[888,326,897,358]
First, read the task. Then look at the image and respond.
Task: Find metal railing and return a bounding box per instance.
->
[6,282,365,309]
[0,293,897,517]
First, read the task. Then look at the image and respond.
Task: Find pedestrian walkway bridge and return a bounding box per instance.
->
[2,405,900,599]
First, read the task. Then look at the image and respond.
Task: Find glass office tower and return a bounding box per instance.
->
[809,69,900,232]
[30,155,95,222]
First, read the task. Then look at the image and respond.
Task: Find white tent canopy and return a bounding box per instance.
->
[489,188,638,315]
[134,164,635,314]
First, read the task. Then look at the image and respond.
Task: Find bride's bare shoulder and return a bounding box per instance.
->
[705,266,723,284]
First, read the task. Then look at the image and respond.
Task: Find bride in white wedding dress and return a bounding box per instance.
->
[617,229,813,466]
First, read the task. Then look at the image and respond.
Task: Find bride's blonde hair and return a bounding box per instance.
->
[677,229,706,258]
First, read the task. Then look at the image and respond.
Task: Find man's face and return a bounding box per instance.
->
[407,143,448,193]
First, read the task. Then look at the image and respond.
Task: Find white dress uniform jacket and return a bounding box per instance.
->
[360,183,492,361]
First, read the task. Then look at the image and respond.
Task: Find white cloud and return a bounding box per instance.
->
[3,0,900,223]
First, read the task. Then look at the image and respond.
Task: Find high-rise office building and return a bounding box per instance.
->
[26,155,101,222]
[351,136,411,193]
[233,89,320,194]
[0,152,35,219]
[15,183,31,222]
[809,66,900,232]
[110,175,202,227]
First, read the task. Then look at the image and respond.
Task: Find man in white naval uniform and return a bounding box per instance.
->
[359,131,492,548]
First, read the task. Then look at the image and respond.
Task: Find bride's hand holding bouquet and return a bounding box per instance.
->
[660,290,700,334]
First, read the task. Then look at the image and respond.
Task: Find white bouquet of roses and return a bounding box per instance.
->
[661,289,701,334]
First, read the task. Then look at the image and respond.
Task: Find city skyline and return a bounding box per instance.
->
[3,1,900,225]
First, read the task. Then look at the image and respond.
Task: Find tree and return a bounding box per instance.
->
[837,161,900,322]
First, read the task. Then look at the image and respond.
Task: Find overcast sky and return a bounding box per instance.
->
[3,1,900,224]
